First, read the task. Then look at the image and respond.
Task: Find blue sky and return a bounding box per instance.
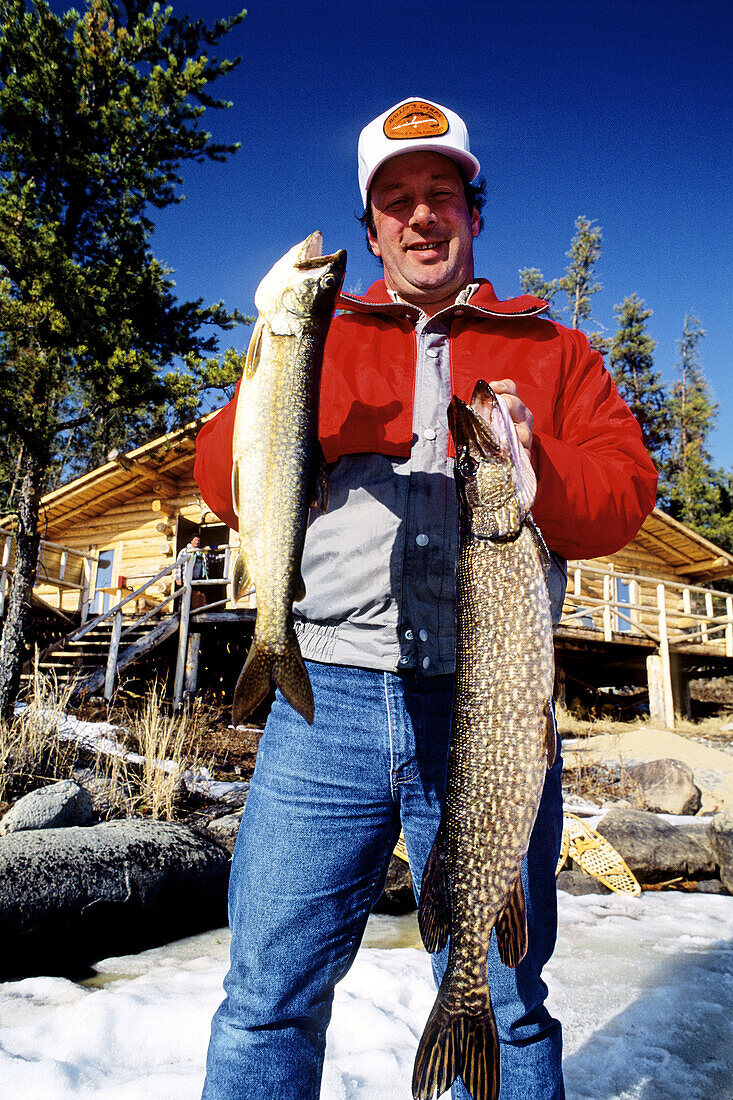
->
[148,0,732,468]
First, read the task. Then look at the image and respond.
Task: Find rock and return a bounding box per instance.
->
[0,820,230,977]
[372,855,416,915]
[204,810,245,854]
[596,807,717,883]
[694,878,729,895]
[708,807,733,893]
[624,758,702,815]
[72,768,120,818]
[0,780,93,835]
[556,869,611,896]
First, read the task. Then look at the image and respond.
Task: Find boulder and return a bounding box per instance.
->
[0,780,93,835]
[694,878,728,895]
[596,807,717,883]
[0,820,230,976]
[204,810,245,854]
[72,768,120,818]
[708,807,733,893]
[556,869,611,896]
[372,855,416,915]
[624,758,702,815]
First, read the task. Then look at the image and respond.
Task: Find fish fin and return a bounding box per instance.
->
[527,516,551,576]
[274,627,314,725]
[412,979,500,1100]
[233,630,314,726]
[244,316,265,380]
[495,876,528,968]
[418,829,451,954]
[231,463,240,519]
[232,552,253,602]
[545,698,557,768]
[294,569,306,603]
[232,639,273,726]
[308,442,330,513]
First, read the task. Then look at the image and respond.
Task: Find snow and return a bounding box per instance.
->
[0,893,731,1099]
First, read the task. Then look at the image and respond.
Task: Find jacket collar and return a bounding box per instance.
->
[336,278,548,319]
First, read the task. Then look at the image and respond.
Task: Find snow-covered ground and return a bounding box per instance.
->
[0,891,731,1099]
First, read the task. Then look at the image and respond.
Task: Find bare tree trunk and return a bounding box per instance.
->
[0,446,43,718]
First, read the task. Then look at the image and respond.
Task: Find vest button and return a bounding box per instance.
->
[415,533,429,547]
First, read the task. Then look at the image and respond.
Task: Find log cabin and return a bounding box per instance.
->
[2,417,732,724]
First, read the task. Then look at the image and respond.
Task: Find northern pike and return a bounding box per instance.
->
[413,381,556,1100]
[231,232,346,727]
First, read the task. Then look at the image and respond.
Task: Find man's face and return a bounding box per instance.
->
[191,537,200,548]
[367,151,479,314]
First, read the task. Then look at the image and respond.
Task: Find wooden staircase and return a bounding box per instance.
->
[23,611,180,699]
[21,552,216,708]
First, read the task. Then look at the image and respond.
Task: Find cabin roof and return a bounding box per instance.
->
[628,507,733,582]
[13,425,733,584]
[35,417,214,534]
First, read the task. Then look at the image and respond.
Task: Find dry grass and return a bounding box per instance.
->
[102,686,216,820]
[0,668,214,822]
[0,661,78,803]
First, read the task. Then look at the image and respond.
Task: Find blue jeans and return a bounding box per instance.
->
[203,661,564,1100]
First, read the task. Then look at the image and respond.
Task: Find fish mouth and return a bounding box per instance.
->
[448,386,501,459]
[294,231,347,273]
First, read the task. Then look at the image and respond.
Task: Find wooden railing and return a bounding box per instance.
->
[0,527,99,620]
[36,544,239,709]
[561,561,733,656]
[561,561,733,728]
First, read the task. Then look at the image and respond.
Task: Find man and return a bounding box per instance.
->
[196,98,657,1099]
[175,535,208,609]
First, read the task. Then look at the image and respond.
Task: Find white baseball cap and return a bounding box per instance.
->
[358,97,480,206]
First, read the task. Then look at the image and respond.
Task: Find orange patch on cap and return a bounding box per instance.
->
[383,101,449,140]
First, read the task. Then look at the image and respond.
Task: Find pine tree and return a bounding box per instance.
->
[610,294,670,466]
[0,0,245,713]
[559,215,603,331]
[662,313,721,532]
[518,267,559,319]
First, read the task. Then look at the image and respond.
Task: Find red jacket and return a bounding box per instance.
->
[194,279,657,559]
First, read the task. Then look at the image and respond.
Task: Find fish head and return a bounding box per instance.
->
[448,381,537,540]
[254,231,347,336]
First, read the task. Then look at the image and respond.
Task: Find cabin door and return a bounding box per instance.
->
[92,547,117,615]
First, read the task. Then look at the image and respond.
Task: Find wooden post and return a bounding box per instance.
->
[702,590,713,644]
[104,610,123,701]
[603,573,613,641]
[656,582,675,729]
[80,557,91,623]
[726,596,733,658]
[184,631,201,703]
[646,654,666,725]
[0,533,11,618]
[173,553,194,710]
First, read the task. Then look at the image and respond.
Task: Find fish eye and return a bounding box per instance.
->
[321,274,336,288]
[456,449,477,478]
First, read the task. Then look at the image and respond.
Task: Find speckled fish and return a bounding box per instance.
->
[413,381,556,1100]
[231,232,346,726]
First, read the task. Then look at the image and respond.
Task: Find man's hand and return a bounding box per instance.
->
[471,379,534,456]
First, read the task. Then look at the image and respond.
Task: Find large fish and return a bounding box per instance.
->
[231,232,346,727]
[413,381,556,1100]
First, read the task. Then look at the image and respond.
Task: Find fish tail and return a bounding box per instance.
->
[273,627,314,725]
[232,630,314,727]
[412,980,499,1100]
